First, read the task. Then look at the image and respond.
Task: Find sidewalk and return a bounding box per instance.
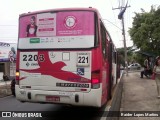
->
[120,71,160,120]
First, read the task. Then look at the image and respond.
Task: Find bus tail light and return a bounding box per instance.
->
[91,70,100,89]
[16,70,20,85]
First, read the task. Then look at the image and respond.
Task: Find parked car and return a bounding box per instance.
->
[128,63,141,70]
[10,79,16,96]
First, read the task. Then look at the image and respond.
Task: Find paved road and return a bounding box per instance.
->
[0,95,108,120]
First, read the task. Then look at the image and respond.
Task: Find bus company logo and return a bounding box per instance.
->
[26,62,39,67]
[26,62,30,67]
[64,16,77,29]
[31,63,39,66]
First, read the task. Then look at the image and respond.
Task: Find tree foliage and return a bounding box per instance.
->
[129,6,160,56]
[117,47,134,66]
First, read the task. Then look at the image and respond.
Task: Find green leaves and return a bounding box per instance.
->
[129,6,160,56]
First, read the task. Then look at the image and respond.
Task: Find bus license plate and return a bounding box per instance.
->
[46,96,60,102]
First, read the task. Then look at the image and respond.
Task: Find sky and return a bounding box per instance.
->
[0,0,159,48]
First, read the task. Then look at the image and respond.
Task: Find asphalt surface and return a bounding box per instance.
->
[0,95,109,120]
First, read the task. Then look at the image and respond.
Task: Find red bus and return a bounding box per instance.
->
[16,8,120,107]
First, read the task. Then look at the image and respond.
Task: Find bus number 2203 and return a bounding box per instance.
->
[23,54,45,62]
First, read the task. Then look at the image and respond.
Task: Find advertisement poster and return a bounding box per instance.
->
[36,13,56,37]
[56,11,94,36]
[19,11,95,49]
[0,42,17,62]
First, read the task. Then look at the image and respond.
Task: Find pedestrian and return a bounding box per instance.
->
[3,73,6,80]
[140,57,150,78]
[153,58,160,98]
[3,73,8,81]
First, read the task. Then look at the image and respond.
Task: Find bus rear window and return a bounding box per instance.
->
[18,11,95,49]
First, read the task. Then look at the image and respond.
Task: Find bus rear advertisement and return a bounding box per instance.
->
[16,8,120,107]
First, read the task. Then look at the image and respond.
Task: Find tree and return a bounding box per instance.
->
[129,6,160,56]
[117,46,134,66]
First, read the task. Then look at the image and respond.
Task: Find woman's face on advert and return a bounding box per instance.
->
[30,18,35,25]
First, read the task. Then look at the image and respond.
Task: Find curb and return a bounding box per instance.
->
[106,71,124,120]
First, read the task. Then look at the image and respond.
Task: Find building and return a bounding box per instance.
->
[0,42,17,78]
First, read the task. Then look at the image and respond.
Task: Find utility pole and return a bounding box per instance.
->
[122,15,128,76]
[113,0,130,76]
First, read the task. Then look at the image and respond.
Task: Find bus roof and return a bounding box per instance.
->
[19,7,100,17]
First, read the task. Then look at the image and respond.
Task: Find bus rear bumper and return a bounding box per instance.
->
[15,85,102,107]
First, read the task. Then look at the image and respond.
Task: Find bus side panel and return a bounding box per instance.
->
[91,48,101,72]
[83,84,102,107]
[91,47,104,107]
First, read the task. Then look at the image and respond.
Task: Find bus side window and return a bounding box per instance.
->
[94,14,99,47]
[112,47,116,64]
[100,22,107,60]
[106,33,110,60]
[114,51,117,64]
